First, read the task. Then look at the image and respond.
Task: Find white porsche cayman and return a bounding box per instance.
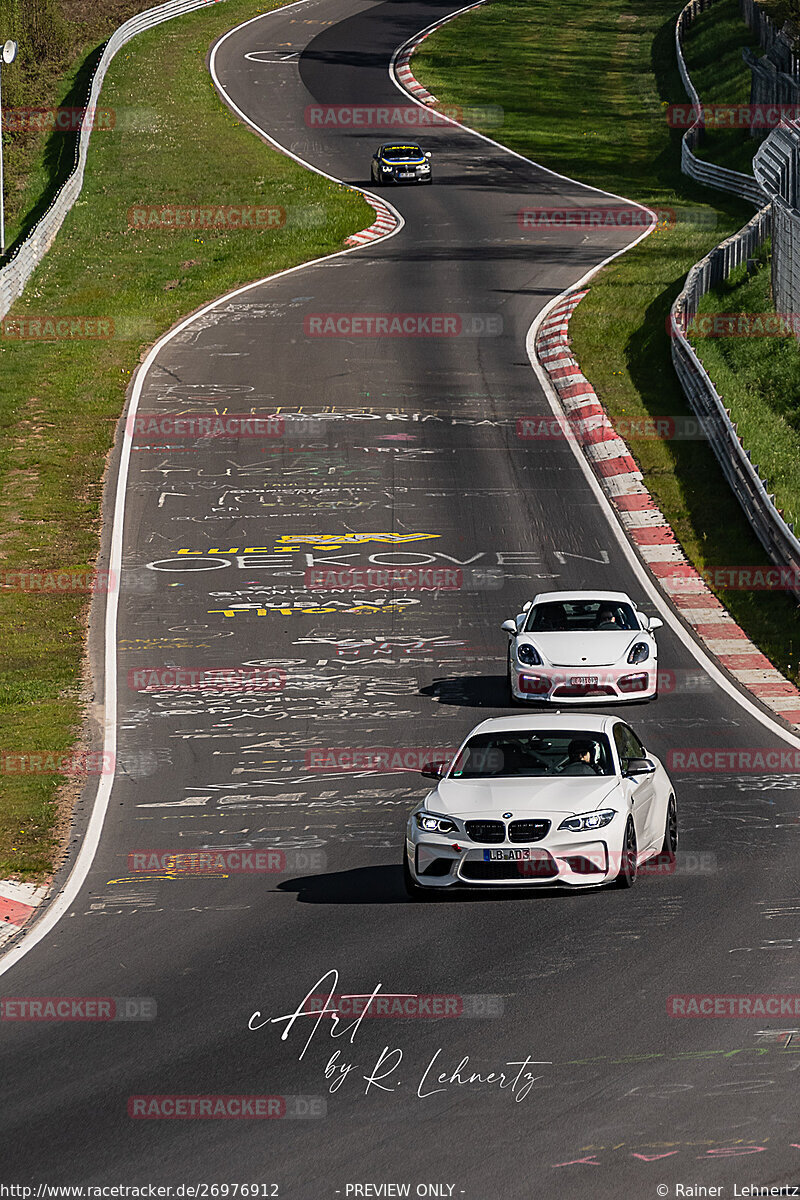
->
[503,590,663,705]
[403,714,677,895]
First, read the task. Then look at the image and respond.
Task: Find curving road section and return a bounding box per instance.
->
[2,0,800,1194]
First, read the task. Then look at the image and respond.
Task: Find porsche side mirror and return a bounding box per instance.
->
[421,760,446,780]
[648,617,664,630]
[625,757,656,777]
[522,601,532,612]
[501,619,517,635]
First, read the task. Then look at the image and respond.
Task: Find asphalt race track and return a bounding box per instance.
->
[3,0,800,1194]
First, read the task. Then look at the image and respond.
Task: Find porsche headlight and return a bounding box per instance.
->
[558,809,616,833]
[517,642,542,666]
[414,811,458,835]
[627,641,650,664]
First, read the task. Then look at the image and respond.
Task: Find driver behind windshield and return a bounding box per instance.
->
[595,607,619,630]
[559,738,600,776]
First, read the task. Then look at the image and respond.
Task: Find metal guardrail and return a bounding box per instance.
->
[0,0,228,323]
[671,0,800,599]
[675,0,769,207]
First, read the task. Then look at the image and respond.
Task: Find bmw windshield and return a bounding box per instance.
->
[449,732,615,778]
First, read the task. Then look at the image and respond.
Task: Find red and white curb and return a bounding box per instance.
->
[345,196,398,246]
[0,880,48,947]
[536,291,800,729]
[395,34,441,107]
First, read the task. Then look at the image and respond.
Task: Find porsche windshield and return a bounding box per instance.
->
[449,732,615,778]
[381,146,423,161]
[524,599,638,633]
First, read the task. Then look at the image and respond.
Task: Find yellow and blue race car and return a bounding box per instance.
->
[370,143,432,184]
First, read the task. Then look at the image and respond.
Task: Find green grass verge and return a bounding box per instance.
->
[681,0,763,175]
[0,0,373,880]
[691,244,800,529]
[413,0,800,678]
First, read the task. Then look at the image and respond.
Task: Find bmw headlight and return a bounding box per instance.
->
[414,811,458,835]
[517,642,542,666]
[627,641,650,664]
[558,809,616,833]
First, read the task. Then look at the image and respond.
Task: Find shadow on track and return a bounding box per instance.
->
[419,674,511,707]
[277,866,593,904]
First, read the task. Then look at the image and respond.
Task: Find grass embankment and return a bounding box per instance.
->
[413,0,800,674]
[681,0,763,174]
[1,0,159,260]
[0,0,372,880]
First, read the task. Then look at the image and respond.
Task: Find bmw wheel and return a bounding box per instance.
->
[614,818,638,888]
[659,796,678,863]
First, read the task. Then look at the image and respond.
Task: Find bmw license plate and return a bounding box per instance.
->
[484,848,532,861]
[570,675,598,686]
[398,171,414,178]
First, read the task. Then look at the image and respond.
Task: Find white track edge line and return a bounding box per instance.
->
[0,0,405,978]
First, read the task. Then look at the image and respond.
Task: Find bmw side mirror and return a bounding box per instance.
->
[424,151,432,158]
[421,760,446,780]
[625,757,656,777]
[501,619,517,635]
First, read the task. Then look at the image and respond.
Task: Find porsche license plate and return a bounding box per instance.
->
[570,675,598,686]
[484,848,532,861]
